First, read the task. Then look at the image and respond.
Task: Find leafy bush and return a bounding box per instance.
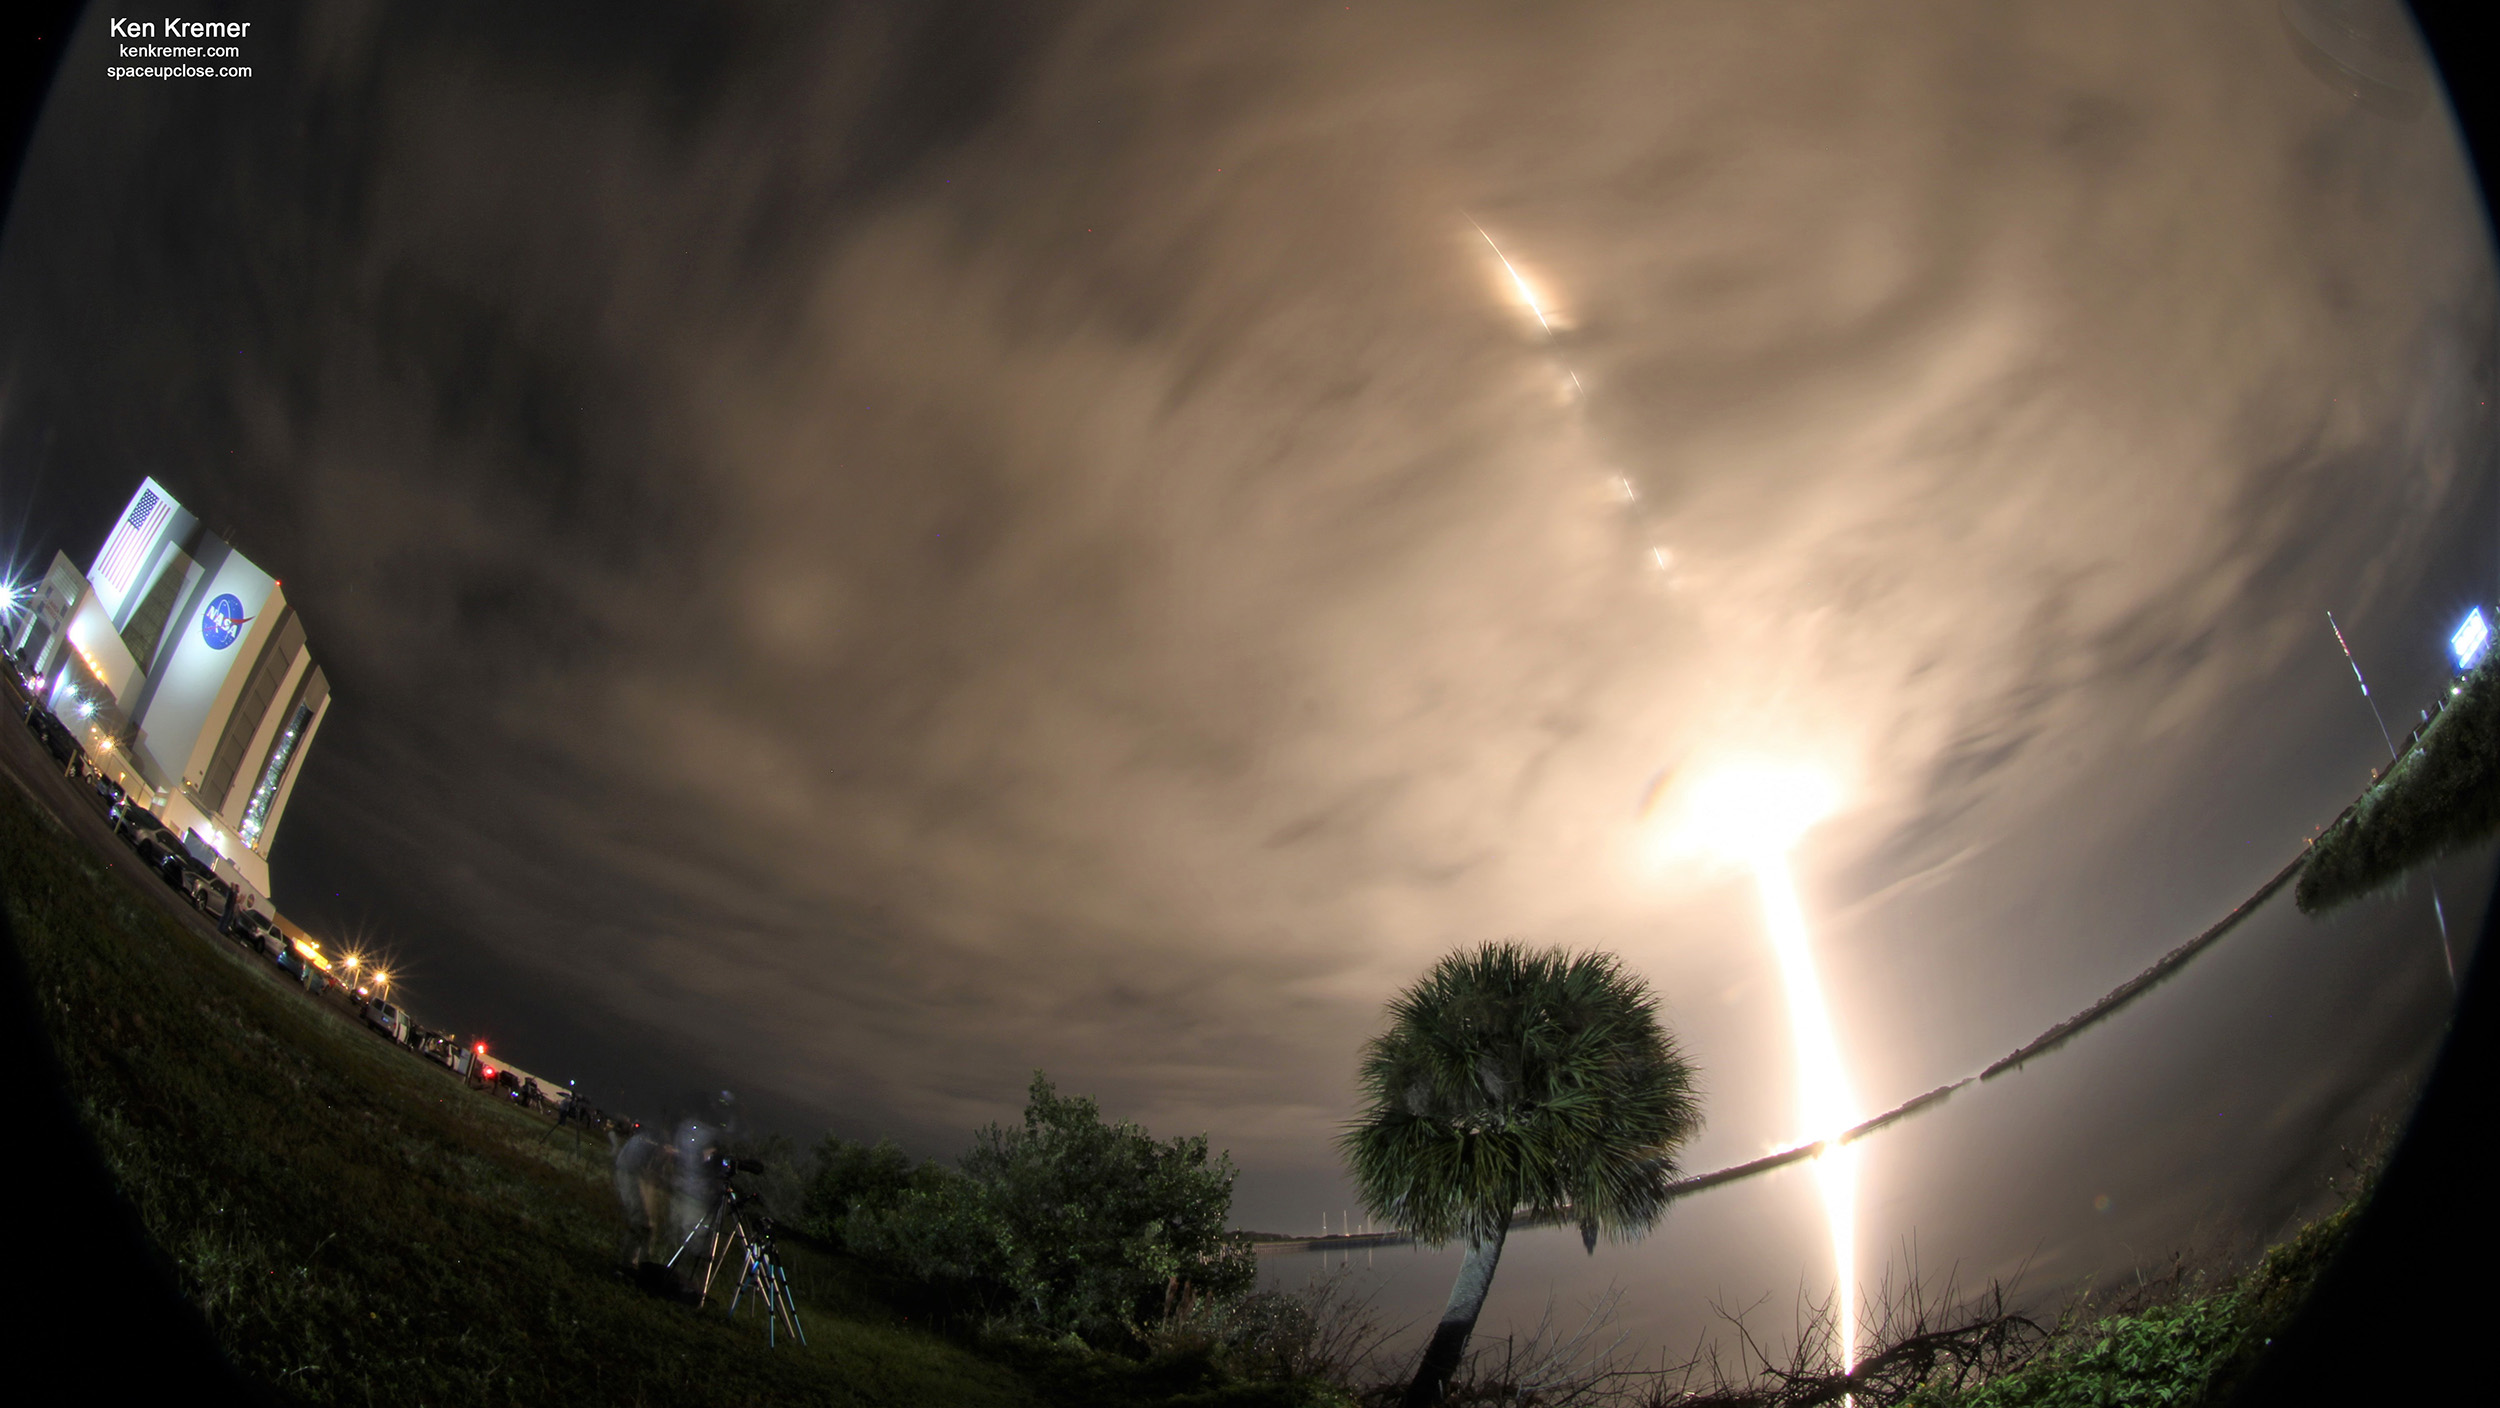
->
[801,1134,945,1246]
[1142,1288,1327,1383]
[845,1073,1257,1345]
[1204,1291,1326,1383]
[1900,1202,2358,1408]
[1920,1298,2245,1408]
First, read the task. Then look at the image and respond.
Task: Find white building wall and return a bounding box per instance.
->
[61,590,140,703]
[216,641,310,827]
[143,566,282,790]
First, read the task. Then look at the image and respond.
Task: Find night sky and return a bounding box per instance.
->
[3,1,2491,1356]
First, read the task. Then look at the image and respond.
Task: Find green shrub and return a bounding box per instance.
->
[1138,1287,1329,1383]
[1906,1202,2358,1408]
[802,1135,945,1246]
[1931,1298,2245,1408]
[846,1073,1256,1345]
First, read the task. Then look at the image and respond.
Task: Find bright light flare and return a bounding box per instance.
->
[2453,608,2489,670]
[1470,219,1557,335]
[1755,850,1861,1379]
[1651,758,1840,867]
[1649,757,1859,1378]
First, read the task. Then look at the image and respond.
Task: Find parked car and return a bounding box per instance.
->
[133,827,183,871]
[166,856,225,911]
[362,999,408,1043]
[232,908,277,951]
[114,806,181,864]
[24,706,79,768]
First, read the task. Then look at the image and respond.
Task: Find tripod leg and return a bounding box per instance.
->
[696,1199,736,1305]
[664,1219,704,1268]
[782,1265,807,1344]
[664,1201,716,1269]
[728,1238,754,1316]
[746,1247,770,1346]
[763,1246,806,1345]
[758,1249,787,1346]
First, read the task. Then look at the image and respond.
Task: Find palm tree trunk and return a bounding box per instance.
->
[1402,1211,1511,1407]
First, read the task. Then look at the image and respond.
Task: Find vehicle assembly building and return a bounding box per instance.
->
[9,478,329,901]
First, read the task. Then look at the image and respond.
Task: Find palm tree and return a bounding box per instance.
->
[1342,941,1703,1407]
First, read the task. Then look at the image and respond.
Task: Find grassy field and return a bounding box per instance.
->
[0,749,1043,1407]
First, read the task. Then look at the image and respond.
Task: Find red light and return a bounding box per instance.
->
[481,1066,497,1079]
[475,1042,488,1053]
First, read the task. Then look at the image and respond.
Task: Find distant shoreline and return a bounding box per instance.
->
[1245,1230,1412,1254]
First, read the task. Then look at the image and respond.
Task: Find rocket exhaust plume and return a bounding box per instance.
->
[1469,216,1556,336]
[1655,760,1860,1379]
[1467,221,1860,1361]
[1754,847,1861,1381]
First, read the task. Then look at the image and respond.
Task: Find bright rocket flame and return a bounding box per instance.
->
[1656,758,1838,866]
[1755,849,1861,1381]
[1471,204,1857,1366]
[1470,219,1555,335]
[1656,759,1859,1378]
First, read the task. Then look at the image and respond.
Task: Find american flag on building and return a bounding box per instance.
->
[93,485,172,593]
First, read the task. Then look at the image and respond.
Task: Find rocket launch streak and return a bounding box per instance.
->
[1470,218,1556,335]
[1657,760,1861,1381]
[1755,848,1861,1381]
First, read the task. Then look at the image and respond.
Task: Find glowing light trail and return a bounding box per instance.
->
[1657,761,1861,1379]
[1661,838,2313,1199]
[1470,217,1555,335]
[1755,848,1861,1379]
[1465,217,1864,1362]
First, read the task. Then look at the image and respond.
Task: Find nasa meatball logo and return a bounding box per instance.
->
[200,593,252,649]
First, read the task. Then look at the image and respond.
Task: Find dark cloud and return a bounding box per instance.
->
[2,0,2489,1351]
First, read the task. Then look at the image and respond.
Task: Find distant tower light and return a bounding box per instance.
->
[2452,608,2490,670]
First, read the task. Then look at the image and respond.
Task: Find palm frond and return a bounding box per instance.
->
[1340,941,1703,1246]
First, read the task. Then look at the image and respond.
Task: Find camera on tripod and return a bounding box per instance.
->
[700,1152,769,1194]
[666,1149,805,1345]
